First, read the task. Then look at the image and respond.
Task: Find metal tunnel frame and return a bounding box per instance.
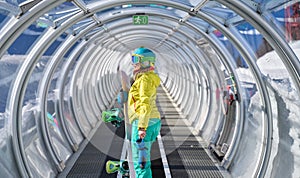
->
[0,0,299,178]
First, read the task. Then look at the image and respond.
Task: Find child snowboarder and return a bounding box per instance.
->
[128,47,161,178]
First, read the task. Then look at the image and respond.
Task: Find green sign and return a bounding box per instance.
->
[132,15,148,25]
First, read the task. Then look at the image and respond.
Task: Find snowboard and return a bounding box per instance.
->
[103,70,135,177]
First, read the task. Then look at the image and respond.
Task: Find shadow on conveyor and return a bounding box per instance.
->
[61,85,225,178]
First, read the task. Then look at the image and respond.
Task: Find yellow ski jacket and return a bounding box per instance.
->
[128,71,161,130]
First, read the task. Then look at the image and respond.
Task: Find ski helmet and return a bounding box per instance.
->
[131,47,156,65]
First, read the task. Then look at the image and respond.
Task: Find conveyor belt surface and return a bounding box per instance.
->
[63,85,225,178]
[157,86,224,178]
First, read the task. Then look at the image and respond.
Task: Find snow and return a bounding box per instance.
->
[231,41,300,178]
[257,41,300,80]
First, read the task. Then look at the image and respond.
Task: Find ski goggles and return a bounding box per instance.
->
[131,54,155,64]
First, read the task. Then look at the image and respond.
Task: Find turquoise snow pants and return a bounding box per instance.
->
[131,118,161,178]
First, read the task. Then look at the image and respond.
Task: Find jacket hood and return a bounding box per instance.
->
[146,71,160,87]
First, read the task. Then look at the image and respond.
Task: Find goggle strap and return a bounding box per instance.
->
[132,54,155,64]
[140,56,155,63]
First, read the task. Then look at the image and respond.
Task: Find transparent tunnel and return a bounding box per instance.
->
[0,0,300,178]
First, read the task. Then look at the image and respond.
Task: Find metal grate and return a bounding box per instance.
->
[158,86,224,178]
[67,143,106,177]
[178,136,223,178]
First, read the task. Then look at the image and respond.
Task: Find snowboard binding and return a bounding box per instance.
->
[106,160,129,177]
[101,108,123,127]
